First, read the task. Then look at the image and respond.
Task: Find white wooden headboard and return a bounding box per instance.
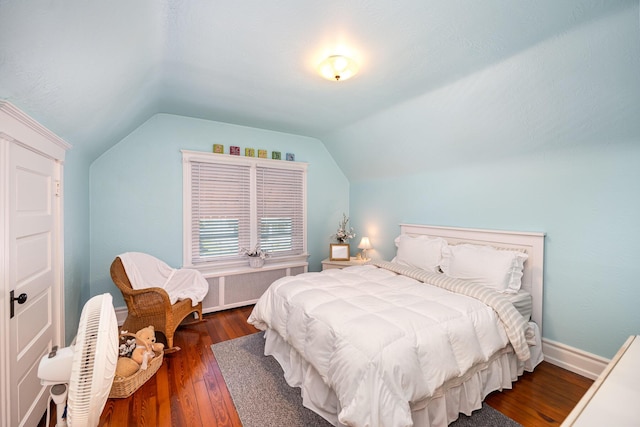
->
[399,224,545,331]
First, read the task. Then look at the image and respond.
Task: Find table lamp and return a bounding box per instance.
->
[358,237,372,260]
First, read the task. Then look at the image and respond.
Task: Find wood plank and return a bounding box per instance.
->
[486,359,594,426]
[166,347,203,427]
[155,362,172,427]
[134,375,158,427]
[39,305,592,427]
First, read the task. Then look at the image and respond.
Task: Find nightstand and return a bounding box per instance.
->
[321,257,369,270]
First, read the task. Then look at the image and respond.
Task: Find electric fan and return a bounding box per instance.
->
[37,293,119,427]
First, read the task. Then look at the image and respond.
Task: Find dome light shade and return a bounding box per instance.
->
[318,55,359,81]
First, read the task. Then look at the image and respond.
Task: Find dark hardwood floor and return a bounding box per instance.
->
[39,305,593,426]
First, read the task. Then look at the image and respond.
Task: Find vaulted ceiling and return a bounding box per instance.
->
[0,0,630,160]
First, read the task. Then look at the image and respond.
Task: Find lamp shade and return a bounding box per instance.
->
[358,237,372,250]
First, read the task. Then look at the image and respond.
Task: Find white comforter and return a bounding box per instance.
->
[248,265,525,427]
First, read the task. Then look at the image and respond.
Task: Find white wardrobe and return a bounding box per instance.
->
[0,102,69,427]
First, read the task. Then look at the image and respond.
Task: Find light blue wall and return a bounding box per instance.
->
[330,4,640,359]
[63,148,92,344]
[89,114,348,307]
[350,143,640,359]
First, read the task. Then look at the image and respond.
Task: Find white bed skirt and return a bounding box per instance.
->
[263,322,543,427]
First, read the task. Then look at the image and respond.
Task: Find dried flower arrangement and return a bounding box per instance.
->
[332,213,356,243]
[241,244,269,260]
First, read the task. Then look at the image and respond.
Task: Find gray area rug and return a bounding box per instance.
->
[211,332,522,427]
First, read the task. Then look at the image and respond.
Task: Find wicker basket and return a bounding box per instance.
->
[109,351,163,399]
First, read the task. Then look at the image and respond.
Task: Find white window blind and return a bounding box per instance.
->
[256,167,304,256]
[184,150,307,268]
[191,161,251,263]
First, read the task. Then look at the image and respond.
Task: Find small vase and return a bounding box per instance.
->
[248,257,264,268]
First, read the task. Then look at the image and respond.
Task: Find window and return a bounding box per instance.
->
[183,150,307,268]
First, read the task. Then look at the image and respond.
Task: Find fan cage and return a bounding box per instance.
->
[67,294,118,426]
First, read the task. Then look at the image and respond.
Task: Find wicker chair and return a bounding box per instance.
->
[110,256,204,353]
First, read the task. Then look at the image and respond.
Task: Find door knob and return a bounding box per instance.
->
[9,290,27,318]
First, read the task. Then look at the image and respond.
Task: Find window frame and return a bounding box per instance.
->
[182,149,308,273]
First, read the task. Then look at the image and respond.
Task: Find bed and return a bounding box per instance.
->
[248,224,545,427]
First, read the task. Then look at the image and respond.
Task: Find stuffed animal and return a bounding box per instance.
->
[115,325,165,378]
[130,325,164,368]
[115,356,140,378]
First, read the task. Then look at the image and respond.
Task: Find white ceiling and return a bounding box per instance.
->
[0,0,631,160]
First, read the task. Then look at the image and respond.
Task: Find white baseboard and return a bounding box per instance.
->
[542,338,609,380]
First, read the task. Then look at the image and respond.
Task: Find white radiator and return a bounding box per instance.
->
[202,263,307,313]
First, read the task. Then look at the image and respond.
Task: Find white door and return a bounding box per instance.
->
[7,143,60,427]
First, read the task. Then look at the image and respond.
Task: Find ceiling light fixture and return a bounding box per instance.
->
[318,55,359,81]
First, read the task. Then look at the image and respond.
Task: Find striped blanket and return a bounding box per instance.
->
[371,260,533,360]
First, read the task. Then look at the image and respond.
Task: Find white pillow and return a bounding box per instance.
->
[440,244,528,293]
[393,234,447,273]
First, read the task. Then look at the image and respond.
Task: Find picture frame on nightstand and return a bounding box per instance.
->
[329,243,350,261]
